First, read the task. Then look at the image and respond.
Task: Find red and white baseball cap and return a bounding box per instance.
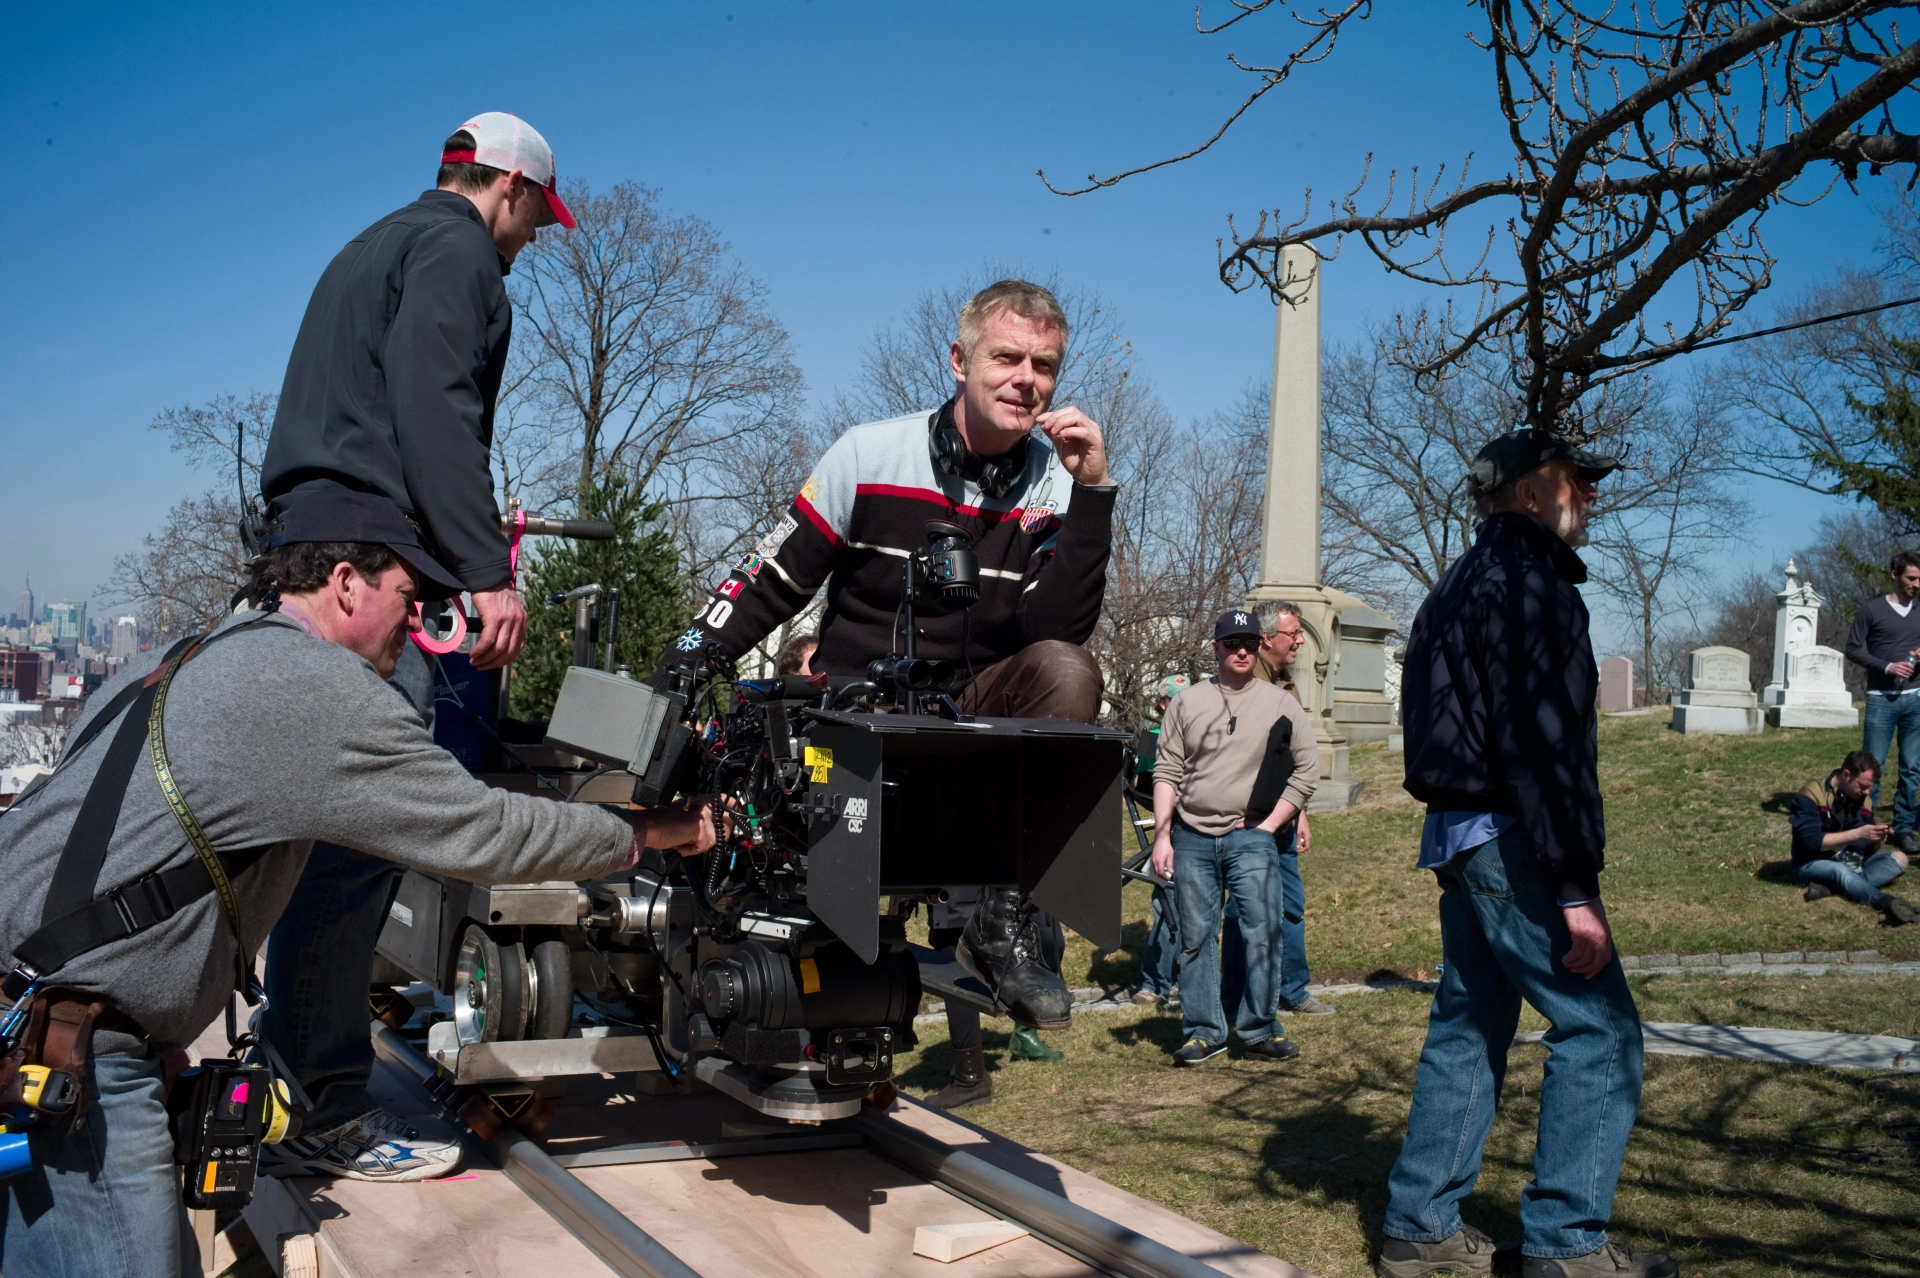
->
[442,112,576,229]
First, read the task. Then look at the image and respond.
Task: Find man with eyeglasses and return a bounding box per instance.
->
[1249,601,1332,1017]
[1148,611,1317,1065]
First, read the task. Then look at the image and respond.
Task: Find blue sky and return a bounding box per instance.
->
[1,1,1898,635]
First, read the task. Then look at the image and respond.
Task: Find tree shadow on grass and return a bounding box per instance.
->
[1142,1019,1920,1275]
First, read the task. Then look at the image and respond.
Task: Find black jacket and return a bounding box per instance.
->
[262,191,513,589]
[676,402,1114,678]
[1402,512,1606,896]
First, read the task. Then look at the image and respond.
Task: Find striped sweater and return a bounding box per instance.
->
[675,401,1117,678]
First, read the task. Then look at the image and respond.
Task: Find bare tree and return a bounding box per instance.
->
[102,491,251,638]
[146,392,275,496]
[508,181,806,509]
[1045,1,1920,436]
[1,722,67,770]
[101,395,274,637]
[1320,334,1520,618]
[1726,197,1920,513]
[1586,388,1750,694]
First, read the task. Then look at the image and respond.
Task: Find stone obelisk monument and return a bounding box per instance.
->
[1245,246,1392,810]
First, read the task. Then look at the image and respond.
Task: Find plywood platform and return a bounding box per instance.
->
[237,1054,1310,1278]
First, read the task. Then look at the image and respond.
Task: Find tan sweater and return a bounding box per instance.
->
[1155,676,1318,836]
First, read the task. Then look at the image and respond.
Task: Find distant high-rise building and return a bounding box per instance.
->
[111,616,139,660]
[15,579,30,629]
[46,602,84,645]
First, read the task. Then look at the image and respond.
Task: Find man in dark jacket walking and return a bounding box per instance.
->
[254,114,575,1182]
[1377,432,1673,1278]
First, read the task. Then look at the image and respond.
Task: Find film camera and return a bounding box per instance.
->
[377,522,1126,1121]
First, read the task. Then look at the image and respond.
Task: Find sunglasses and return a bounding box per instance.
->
[1219,637,1260,653]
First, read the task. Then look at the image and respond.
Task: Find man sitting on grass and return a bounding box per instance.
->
[1790,749,1919,925]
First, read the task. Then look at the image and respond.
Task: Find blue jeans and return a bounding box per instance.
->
[1863,691,1920,831]
[1141,882,1178,998]
[1273,834,1310,1006]
[260,644,430,1130]
[1218,827,1310,1013]
[1795,850,1906,906]
[1385,832,1644,1260]
[262,840,404,1129]
[1171,820,1283,1047]
[2,1051,199,1278]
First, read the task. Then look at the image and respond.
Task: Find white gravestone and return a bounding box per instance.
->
[1668,645,1762,735]
[1761,561,1857,728]
[1598,656,1635,711]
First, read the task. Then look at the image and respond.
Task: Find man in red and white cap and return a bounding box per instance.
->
[256,114,576,1184]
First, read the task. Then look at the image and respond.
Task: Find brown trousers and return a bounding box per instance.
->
[955,640,1102,723]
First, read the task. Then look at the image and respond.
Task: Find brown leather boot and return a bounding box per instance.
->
[922,1046,992,1109]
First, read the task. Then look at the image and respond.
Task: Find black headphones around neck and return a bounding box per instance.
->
[930,409,1030,499]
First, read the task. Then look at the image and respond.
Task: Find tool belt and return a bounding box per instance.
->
[0,991,147,1136]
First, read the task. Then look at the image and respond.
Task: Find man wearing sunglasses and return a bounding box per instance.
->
[1148,611,1317,1065]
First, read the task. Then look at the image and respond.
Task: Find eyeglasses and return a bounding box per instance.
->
[1219,637,1260,653]
[1266,628,1303,641]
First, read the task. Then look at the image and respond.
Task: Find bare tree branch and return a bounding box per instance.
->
[1049,0,1920,434]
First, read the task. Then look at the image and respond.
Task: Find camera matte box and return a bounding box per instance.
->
[801,711,1128,961]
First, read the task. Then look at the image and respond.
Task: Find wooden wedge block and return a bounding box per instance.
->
[912,1220,1030,1262]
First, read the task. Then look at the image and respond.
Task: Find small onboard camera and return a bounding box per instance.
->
[865,521,980,716]
[378,518,1126,1122]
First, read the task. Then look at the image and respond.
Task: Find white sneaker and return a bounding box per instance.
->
[261,1108,463,1182]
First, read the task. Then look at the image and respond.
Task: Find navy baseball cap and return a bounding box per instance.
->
[1469,429,1621,496]
[1214,609,1261,642]
[263,483,465,601]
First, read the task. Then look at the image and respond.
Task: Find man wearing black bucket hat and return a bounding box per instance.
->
[0,486,715,1278]
[1378,431,1674,1278]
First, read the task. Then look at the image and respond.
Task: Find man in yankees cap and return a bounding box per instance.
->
[255,114,576,1183]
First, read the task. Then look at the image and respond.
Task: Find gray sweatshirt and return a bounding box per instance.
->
[1154,677,1318,836]
[0,610,634,1050]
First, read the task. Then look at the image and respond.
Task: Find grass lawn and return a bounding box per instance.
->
[909,707,1920,1276]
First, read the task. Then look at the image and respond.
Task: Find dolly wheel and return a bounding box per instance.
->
[453,925,530,1045]
[528,939,575,1040]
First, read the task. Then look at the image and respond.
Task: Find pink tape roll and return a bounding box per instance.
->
[410,601,467,655]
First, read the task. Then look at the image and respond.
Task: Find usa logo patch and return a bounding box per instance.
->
[1020,500,1057,533]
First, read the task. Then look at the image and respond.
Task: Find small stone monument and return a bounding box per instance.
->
[1669,646,1762,734]
[1761,560,1858,728]
[1598,656,1636,711]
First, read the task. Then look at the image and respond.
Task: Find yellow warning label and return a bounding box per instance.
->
[202,1161,221,1194]
[803,746,833,783]
[798,957,821,994]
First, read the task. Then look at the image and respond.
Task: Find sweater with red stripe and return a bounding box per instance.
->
[674,401,1116,678]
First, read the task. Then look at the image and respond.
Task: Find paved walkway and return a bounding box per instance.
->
[918,950,1920,1027]
[1515,1022,1920,1072]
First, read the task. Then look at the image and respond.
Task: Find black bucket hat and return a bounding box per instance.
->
[263,483,465,601]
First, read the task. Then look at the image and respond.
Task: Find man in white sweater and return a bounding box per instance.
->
[1149,610,1317,1064]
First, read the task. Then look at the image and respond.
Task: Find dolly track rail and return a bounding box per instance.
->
[371,1024,701,1278]
[850,1109,1230,1278]
[372,1024,1232,1278]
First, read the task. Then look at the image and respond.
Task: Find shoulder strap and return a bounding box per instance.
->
[9,635,199,811]
[147,636,249,991]
[10,613,289,988]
